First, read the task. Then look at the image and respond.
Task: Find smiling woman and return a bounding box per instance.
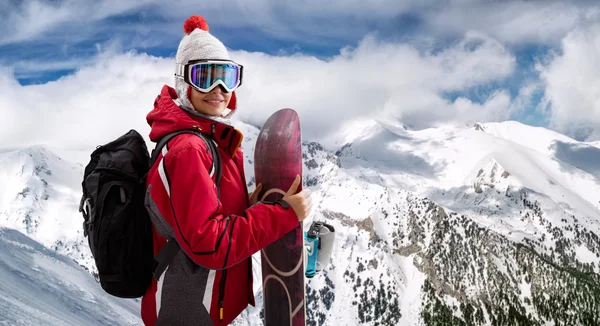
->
[138,14,312,326]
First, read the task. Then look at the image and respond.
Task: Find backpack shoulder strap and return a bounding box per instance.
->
[149,129,222,190]
[149,129,190,167]
[196,131,222,195]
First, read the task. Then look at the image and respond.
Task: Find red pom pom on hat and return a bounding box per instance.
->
[184,15,209,34]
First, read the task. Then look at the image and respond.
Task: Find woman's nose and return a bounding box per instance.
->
[210,85,227,93]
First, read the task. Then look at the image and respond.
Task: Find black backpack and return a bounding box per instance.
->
[79,128,221,298]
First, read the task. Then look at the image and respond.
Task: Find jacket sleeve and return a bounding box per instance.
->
[164,146,300,270]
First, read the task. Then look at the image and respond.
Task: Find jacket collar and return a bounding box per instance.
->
[147,85,244,158]
[188,115,244,158]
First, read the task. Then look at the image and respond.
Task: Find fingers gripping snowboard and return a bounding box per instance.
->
[254,108,306,326]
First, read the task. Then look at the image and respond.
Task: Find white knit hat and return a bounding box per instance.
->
[174,15,237,114]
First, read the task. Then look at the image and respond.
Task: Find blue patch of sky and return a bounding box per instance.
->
[17,70,76,85]
[1,37,103,84]
[520,89,549,127]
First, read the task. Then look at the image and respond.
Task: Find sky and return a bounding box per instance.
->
[1,0,600,151]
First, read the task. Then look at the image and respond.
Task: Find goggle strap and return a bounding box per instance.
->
[175,64,185,78]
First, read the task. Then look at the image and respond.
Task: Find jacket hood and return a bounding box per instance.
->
[146,85,244,157]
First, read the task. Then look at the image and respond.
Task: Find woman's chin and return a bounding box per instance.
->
[195,106,226,117]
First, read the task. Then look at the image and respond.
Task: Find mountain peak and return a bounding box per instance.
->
[471,158,512,194]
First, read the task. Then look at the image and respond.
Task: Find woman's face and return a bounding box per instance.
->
[189,85,231,116]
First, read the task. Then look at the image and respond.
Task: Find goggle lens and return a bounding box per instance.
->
[189,62,241,92]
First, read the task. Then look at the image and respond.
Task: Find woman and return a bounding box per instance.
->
[141,14,312,325]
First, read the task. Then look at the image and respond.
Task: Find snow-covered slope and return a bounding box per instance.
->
[473,121,580,156]
[0,146,94,274]
[1,118,599,325]
[338,118,600,222]
[0,227,141,325]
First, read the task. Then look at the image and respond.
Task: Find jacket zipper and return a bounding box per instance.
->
[219,269,227,321]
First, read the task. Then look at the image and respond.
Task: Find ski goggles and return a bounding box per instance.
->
[175,59,243,93]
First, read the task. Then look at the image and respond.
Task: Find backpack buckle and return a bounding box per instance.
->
[307,221,323,239]
[81,197,93,237]
[81,198,92,220]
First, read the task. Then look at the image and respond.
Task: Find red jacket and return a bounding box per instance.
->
[141,85,300,325]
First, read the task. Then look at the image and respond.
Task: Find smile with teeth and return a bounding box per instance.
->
[205,99,223,104]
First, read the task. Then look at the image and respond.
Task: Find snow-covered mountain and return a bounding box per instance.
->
[1,118,599,325]
[234,118,600,325]
[0,227,141,325]
[0,146,95,274]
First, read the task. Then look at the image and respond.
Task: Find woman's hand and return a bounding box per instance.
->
[282,175,312,222]
[249,183,263,206]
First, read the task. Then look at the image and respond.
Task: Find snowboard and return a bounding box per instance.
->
[254,108,306,326]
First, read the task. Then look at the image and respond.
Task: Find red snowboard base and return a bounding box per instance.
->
[254,108,306,326]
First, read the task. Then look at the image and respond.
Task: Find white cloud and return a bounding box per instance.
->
[0,50,174,150]
[233,32,515,139]
[423,0,600,45]
[386,89,512,131]
[537,23,600,140]
[4,0,597,47]
[0,32,516,151]
[0,0,424,46]
[0,0,157,45]
[429,31,515,90]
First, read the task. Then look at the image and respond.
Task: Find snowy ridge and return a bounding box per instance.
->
[474,121,580,157]
[0,227,141,325]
